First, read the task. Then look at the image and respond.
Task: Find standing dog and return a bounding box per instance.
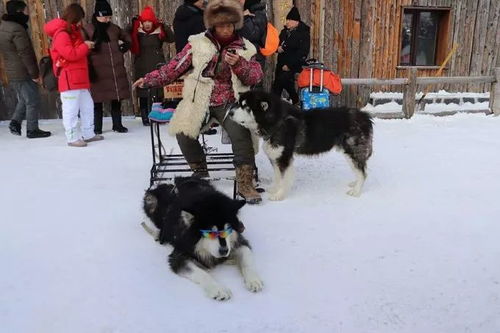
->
[229,91,373,200]
[143,177,263,301]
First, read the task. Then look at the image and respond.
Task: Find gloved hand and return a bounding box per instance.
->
[119,41,131,53]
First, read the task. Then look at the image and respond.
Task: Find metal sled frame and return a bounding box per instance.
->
[149,119,238,198]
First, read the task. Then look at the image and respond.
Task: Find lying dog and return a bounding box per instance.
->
[229,91,373,200]
[143,177,263,301]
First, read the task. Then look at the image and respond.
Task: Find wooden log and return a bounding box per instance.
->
[341,78,408,85]
[490,68,500,116]
[402,67,417,118]
[416,76,495,85]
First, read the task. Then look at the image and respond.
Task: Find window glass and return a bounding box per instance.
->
[415,11,440,66]
[400,13,413,65]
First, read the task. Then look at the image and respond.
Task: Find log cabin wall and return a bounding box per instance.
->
[1,0,499,119]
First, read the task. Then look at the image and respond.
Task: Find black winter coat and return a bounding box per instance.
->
[238,2,267,67]
[173,4,205,54]
[277,22,310,73]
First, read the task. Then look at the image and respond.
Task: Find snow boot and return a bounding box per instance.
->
[111,108,128,133]
[27,129,51,138]
[140,108,150,126]
[9,120,21,136]
[236,165,262,204]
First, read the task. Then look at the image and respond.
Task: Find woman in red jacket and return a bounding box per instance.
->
[44,4,103,147]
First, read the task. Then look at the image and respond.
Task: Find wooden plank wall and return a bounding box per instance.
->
[1,0,499,118]
[316,0,500,107]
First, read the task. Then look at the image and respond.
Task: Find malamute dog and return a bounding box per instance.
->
[143,177,263,301]
[229,91,373,200]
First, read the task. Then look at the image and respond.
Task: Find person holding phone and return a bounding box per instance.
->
[133,0,263,204]
[44,4,102,147]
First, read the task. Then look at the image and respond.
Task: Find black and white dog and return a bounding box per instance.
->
[142,177,263,301]
[229,91,373,200]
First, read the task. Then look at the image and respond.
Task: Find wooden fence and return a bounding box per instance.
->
[342,67,500,118]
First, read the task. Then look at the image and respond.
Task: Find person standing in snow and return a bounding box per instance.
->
[130,6,174,126]
[133,0,263,204]
[237,0,267,73]
[272,6,310,106]
[173,0,206,54]
[44,4,103,147]
[0,0,51,139]
[83,0,131,134]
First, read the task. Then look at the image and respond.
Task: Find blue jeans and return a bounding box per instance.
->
[9,79,41,131]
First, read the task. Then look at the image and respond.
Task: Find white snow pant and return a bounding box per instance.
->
[60,89,94,143]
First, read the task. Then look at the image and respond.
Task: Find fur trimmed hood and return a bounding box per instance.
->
[204,0,244,30]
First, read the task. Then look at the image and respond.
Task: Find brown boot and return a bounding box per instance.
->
[236,165,262,204]
[189,162,209,178]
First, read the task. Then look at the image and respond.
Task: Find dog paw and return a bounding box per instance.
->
[347,188,361,197]
[204,284,232,301]
[244,273,264,293]
[348,181,356,188]
[267,186,278,195]
[268,191,285,201]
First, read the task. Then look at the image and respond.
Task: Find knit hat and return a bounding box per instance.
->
[139,6,158,24]
[204,0,243,30]
[95,0,112,17]
[286,7,300,21]
[6,0,27,15]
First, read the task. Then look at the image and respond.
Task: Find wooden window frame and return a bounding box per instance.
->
[399,6,451,67]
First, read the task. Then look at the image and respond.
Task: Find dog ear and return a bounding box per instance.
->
[143,192,158,216]
[180,210,194,227]
[260,101,269,112]
[234,220,245,233]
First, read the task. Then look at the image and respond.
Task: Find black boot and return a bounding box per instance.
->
[111,110,128,132]
[9,120,21,136]
[27,129,51,138]
[140,108,150,126]
[94,103,103,134]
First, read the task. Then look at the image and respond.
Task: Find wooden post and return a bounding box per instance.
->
[490,68,500,116]
[402,68,418,119]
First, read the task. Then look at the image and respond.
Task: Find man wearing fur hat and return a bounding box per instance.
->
[133,0,263,204]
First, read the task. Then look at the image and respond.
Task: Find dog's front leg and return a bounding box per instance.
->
[170,252,232,301]
[268,163,294,201]
[235,246,264,293]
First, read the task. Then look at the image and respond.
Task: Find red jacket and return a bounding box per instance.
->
[44,19,90,92]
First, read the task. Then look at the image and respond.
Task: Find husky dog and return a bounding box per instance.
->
[229,90,373,200]
[143,177,263,301]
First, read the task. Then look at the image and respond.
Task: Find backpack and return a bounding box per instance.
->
[39,30,68,92]
[260,22,279,57]
[39,56,58,92]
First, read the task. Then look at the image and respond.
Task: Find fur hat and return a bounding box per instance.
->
[204,0,243,30]
[95,0,112,17]
[286,7,300,21]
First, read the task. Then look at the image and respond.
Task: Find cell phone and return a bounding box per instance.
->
[227,49,236,54]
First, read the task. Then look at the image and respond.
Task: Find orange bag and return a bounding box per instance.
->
[260,23,279,57]
[297,68,343,95]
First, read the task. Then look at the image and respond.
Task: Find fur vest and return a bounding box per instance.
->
[168,33,257,139]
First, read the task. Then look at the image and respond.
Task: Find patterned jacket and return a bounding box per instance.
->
[143,31,262,138]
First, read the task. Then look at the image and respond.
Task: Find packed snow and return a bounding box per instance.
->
[1,114,500,333]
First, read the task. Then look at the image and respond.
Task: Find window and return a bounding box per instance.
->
[400,8,451,66]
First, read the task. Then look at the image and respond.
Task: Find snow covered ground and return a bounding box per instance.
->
[1,114,500,333]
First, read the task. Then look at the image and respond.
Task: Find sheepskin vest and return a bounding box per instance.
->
[168,33,257,138]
